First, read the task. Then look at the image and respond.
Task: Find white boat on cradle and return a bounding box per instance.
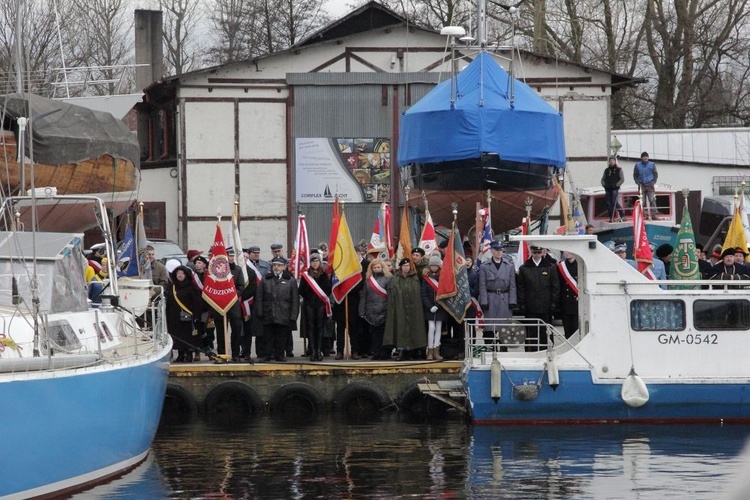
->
[0,195,172,499]
[426,234,750,424]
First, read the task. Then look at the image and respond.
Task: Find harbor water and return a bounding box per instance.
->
[72,413,750,499]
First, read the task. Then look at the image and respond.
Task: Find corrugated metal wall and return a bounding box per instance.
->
[290,74,436,247]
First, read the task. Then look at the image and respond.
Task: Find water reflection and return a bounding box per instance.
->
[73,416,750,498]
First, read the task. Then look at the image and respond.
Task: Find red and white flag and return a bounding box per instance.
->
[633,199,656,280]
[418,209,437,255]
[202,223,239,314]
[478,208,492,262]
[368,203,393,260]
[290,214,310,278]
[517,217,530,264]
[230,210,249,284]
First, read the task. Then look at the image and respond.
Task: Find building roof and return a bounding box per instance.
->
[145,0,641,94]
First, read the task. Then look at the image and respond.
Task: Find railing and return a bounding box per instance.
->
[464,318,566,366]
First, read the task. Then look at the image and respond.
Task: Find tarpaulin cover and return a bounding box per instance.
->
[398,52,566,168]
[0,93,139,167]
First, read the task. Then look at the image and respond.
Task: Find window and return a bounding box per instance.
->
[694,300,750,330]
[630,300,685,331]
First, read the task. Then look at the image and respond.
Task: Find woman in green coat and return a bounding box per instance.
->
[384,258,426,360]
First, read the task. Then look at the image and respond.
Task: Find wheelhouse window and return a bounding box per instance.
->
[694,300,750,330]
[630,300,685,331]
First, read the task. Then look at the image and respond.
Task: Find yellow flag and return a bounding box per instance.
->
[722,204,748,261]
[396,204,413,265]
[331,211,362,302]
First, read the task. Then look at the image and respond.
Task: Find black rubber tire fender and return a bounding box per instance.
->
[333,381,393,414]
[268,382,324,416]
[204,381,264,416]
[163,383,199,415]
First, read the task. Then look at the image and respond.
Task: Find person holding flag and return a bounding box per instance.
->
[556,252,579,338]
[298,253,331,362]
[421,254,448,360]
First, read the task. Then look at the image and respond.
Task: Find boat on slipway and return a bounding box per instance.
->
[0,93,140,231]
[0,194,172,499]
[426,234,750,424]
[397,46,566,234]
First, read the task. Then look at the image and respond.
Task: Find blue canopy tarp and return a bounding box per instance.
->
[397,52,566,168]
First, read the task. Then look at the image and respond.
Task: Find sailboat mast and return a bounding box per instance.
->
[476,0,486,48]
[14,0,23,93]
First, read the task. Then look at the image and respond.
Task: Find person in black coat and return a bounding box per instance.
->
[298,254,331,361]
[517,246,560,351]
[238,264,258,361]
[166,265,203,362]
[601,156,626,222]
[421,254,449,360]
[256,257,300,362]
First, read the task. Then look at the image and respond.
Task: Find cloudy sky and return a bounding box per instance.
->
[326,0,363,18]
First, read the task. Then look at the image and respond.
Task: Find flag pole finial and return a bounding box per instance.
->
[217,207,221,222]
[452,202,458,221]
[682,187,690,203]
[422,190,429,211]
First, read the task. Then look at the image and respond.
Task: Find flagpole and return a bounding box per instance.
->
[219,207,231,360]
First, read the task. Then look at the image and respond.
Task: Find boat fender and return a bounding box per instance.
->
[164,383,199,415]
[546,359,560,390]
[490,358,502,402]
[513,384,539,401]
[204,381,264,416]
[333,381,393,415]
[621,372,649,408]
[268,382,324,416]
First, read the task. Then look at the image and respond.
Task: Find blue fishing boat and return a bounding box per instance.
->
[449,234,750,424]
[0,195,172,499]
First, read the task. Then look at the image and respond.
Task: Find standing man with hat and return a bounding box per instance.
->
[478,240,517,344]
[270,243,285,261]
[710,248,750,281]
[246,245,270,280]
[256,256,300,362]
[634,151,659,219]
[517,245,560,351]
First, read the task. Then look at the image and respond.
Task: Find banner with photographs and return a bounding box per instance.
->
[295,137,391,203]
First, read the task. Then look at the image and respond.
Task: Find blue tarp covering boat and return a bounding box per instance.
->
[397,51,566,168]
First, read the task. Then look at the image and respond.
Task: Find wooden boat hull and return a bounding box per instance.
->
[0,132,138,195]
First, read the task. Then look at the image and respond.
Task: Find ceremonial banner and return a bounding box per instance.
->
[117,224,138,277]
[633,199,656,280]
[202,224,238,314]
[326,197,341,276]
[418,209,437,255]
[436,223,471,322]
[670,203,700,287]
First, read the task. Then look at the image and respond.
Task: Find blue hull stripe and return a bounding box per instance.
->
[467,369,750,423]
[0,351,170,498]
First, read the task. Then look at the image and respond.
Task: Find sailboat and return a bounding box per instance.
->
[0,93,140,232]
[0,8,171,497]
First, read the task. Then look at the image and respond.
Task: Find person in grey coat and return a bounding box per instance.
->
[478,240,517,344]
[359,258,392,360]
[255,257,300,362]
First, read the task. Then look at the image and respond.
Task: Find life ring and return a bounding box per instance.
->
[396,382,450,419]
[268,382,324,416]
[163,383,198,415]
[333,381,393,418]
[204,381,264,416]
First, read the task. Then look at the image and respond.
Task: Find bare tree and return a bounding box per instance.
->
[69,0,134,95]
[205,0,259,64]
[160,0,203,75]
[272,0,330,48]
